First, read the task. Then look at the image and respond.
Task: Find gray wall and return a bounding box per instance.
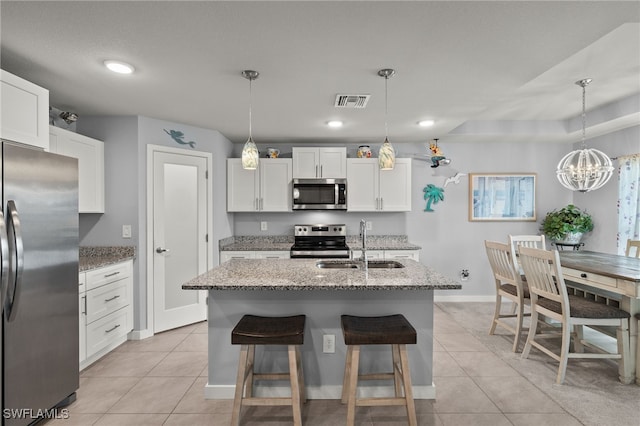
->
[78,116,234,331]
[232,130,638,300]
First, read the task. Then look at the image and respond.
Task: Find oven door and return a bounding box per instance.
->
[292,179,346,210]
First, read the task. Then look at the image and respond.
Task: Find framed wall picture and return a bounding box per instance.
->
[469,173,536,221]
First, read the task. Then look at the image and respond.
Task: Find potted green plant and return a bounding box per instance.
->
[541,204,593,244]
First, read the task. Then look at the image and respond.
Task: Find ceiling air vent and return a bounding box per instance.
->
[334,94,371,109]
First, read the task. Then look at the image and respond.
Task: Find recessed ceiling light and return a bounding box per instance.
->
[104,60,135,74]
[418,120,435,127]
[327,120,343,128]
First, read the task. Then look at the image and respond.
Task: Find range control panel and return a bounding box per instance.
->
[294,224,346,237]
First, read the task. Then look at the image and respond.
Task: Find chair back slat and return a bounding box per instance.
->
[485,240,520,288]
[518,246,568,308]
[509,235,546,273]
[626,239,640,258]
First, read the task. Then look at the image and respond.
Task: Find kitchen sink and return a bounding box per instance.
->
[315,261,359,269]
[315,260,405,269]
[366,260,405,269]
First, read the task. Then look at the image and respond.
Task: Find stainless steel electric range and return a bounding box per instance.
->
[290,224,350,258]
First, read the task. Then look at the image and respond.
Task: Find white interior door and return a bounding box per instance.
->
[152,150,208,332]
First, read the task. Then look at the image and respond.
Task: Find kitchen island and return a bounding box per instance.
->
[182,258,460,399]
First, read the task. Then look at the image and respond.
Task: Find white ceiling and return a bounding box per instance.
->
[1,1,639,146]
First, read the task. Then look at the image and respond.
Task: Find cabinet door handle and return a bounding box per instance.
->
[105,324,121,333]
[105,295,121,302]
[315,165,318,177]
[580,273,587,278]
[320,165,323,177]
[380,198,384,210]
[104,271,120,278]
[82,295,87,315]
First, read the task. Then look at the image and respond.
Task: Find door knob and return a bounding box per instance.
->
[156,247,170,254]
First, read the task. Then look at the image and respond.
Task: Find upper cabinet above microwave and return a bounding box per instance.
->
[292,147,346,178]
[0,70,50,150]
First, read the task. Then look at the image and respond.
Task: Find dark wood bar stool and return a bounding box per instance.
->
[340,314,418,426]
[230,314,306,426]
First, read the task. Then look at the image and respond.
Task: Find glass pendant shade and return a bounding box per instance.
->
[241,70,260,170]
[378,68,396,170]
[556,148,613,192]
[378,137,396,170]
[556,78,613,192]
[241,136,259,170]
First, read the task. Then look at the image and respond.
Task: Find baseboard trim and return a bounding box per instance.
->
[128,329,154,341]
[204,383,436,400]
[434,295,495,302]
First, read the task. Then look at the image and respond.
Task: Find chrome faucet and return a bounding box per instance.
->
[359,219,368,270]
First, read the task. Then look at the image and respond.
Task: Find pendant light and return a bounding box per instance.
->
[378,68,396,170]
[241,70,260,170]
[556,79,613,192]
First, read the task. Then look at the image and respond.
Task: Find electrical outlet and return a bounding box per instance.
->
[323,334,335,353]
[122,225,132,239]
[366,221,372,231]
[460,269,470,281]
[260,221,268,231]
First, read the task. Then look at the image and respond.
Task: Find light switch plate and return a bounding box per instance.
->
[323,334,335,353]
[260,221,268,231]
[122,225,132,239]
[366,221,372,231]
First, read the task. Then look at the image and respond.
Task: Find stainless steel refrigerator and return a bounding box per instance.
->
[1,141,79,426]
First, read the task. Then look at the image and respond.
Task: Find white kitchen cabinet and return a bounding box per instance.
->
[347,158,412,211]
[351,249,419,261]
[351,250,384,260]
[227,158,292,212]
[79,273,87,366]
[292,147,346,178]
[80,260,133,370]
[220,251,255,263]
[384,250,420,261]
[220,250,290,263]
[254,251,290,259]
[49,126,105,213]
[0,70,49,150]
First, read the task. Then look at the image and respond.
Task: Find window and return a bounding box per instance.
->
[617,154,640,255]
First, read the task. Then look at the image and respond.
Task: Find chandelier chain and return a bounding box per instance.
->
[384,74,388,138]
[581,82,586,148]
[248,77,253,140]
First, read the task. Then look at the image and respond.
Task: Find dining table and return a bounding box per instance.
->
[558,250,640,384]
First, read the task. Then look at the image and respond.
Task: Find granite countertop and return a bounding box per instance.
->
[219,235,421,252]
[182,258,459,291]
[79,246,136,272]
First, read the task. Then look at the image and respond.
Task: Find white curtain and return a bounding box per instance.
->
[617,154,640,255]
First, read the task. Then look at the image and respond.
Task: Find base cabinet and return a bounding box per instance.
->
[79,260,133,370]
[220,250,290,263]
[351,249,420,261]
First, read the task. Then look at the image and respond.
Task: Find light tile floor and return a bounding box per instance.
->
[47,302,640,426]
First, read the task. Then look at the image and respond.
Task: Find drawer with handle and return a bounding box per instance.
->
[86,280,129,324]
[86,307,130,357]
[562,267,617,289]
[86,261,131,291]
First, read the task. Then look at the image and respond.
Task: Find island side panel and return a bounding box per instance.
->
[205,289,435,399]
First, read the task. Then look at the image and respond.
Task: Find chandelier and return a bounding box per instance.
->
[241,70,260,170]
[556,79,613,192]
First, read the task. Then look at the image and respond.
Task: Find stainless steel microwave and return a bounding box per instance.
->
[292,178,347,210]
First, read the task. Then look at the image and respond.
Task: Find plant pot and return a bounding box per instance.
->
[555,232,583,245]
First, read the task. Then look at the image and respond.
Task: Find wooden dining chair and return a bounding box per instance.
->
[485,240,530,352]
[508,234,546,275]
[518,246,631,384]
[625,239,640,258]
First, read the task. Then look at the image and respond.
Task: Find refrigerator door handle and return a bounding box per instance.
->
[0,212,9,317]
[6,200,24,322]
